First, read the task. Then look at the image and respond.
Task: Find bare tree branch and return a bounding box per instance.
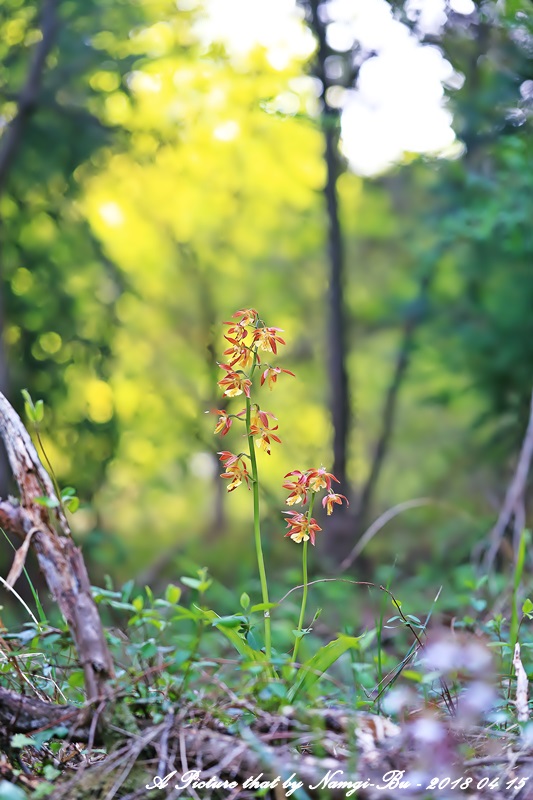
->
[353,267,435,539]
[483,387,533,571]
[0,0,60,195]
[339,497,434,572]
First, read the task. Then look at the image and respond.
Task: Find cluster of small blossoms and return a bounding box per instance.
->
[211,308,294,489]
[282,467,348,545]
[218,451,249,492]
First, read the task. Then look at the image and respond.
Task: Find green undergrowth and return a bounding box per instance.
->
[0,552,532,798]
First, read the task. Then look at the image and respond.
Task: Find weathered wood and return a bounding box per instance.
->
[0,392,113,699]
[0,686,98,742]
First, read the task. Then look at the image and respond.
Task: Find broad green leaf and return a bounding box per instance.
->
[11,734,34,749]
[32,727,68,749]
[202,609,265,662]
[180,577,202,590]
[165,584,182,604]
[212,614,248,628]
[288,634,361,702]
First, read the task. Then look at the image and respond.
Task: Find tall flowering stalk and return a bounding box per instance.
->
[212,309,294,662]
[212,307,348,669]
[283,467,348,665]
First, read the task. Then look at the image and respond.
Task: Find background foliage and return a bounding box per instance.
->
[1,0,532,591]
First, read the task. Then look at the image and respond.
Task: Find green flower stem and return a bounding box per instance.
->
[245,390,272,663]
[292,494,315,666]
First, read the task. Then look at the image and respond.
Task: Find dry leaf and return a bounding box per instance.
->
[6,527,38,588]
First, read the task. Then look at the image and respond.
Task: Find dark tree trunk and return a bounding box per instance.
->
[0,0,60,494]
[308,0,351,496]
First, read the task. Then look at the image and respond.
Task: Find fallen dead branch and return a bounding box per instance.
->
[0,391,113,699]
[0,686,98,743]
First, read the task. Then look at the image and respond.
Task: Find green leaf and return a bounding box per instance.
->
[43,765,61,781]
[259,681,287,701]
[240,592,250,610]
[34,496,60,509]
[202,609,265,662]
[212,614,248,628]
[0,780,28,799]
[287,634,361,702]
[106,600,136,611]
[121,580,135,602]
[68,670,85,689]
[22,389,37,425]
[522,598,533,615]
[165,584,182,604]
[65,497,79,513]
[32,727,68,749]
[11,734,34,749]
[139,641,158,659]
[180,576,202,590]
[21,391,44,426]
[34,400,44,423]
[402,669,423,682]
[132,595,144,611]
[250,602,278,613]
[21,389,32,407]
[245,628,263,652]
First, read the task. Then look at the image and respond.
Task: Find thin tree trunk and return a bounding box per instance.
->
[0,0,60,494]
[0,0,59,193]
[308,0,351,494]
[354,267,435,535]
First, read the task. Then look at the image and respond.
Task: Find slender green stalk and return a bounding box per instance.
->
[292,494,315,665]
[245,393,272,662]
[292,541,308,666]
